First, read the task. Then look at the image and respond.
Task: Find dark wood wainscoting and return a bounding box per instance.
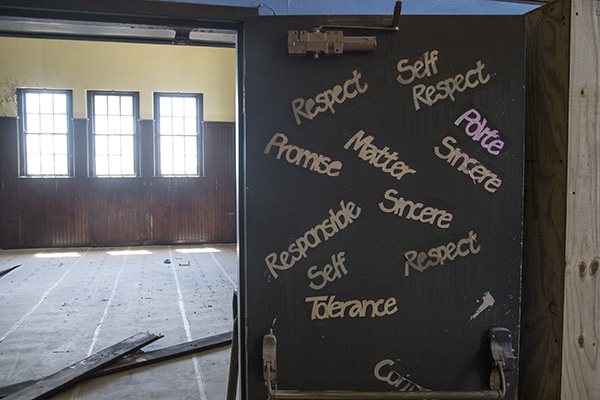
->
[0,118,236,248]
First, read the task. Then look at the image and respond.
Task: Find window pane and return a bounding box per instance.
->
[108,115,121,134]
[122,136,133,158]
[107,96,120,115]
[40,134,54,154]
[95,95,107,115]
[41,114,54,133]
[96,155,109,175]
[108,155,122,174]
[95,135,108,155]
[27,153,41,175]
[53,94,67,114]
[121,96,133,115]
[40,93,53,113]
[54,135,67,155]
[184,117,197,134]
[26,134,40,157]
[160,116,172,134]
[121,116,134,135]
[54,155,68,175]
[185,155,197,175]
[26,114,40,133]
[173,155,185,175]
[185,137,197,155]
[172,97,184,116]
[161,154,173,175]
[121,154,134,175]
[108,136,121,155]
[54,115,68,134]
[40,154,55,174]
[160,97,171,116]
[95,115,108,134]
[184,98,197,117]
[173,117,184,134]
[173,136,185,155]
[161,136,173,156]
[25,93,40,113]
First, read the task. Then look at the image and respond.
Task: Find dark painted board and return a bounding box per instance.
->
[242,15,525,399]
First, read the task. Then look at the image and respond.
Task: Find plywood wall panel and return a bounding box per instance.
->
[561,0,600,398]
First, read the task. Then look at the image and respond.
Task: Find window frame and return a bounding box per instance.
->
[154,92,204,177]
[17,88,74,178]
[87,90,140,178]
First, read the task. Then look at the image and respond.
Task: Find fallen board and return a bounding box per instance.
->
[3,332,161,400]
[0,331,232,399]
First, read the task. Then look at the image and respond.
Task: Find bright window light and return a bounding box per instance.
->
[107,250,152,256]
[36,252,81,258]
[175,248,221,254]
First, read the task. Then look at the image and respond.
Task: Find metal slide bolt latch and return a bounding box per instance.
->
[489,327,516,391]
[263,330,277,383]
[287,29,376,58]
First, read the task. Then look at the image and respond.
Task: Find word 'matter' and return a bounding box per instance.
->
[307,251,347,290]
[434,136,502,193]
[396,50,439,85]
[379,189,453,229]
[292,69,368,125]
[455,108,505,155]
[343,130,416,181]
[412,60,491,110]
[264,133,342,177]
[306,295,398,320]
[265,200,361,279]
[404,230,481,276]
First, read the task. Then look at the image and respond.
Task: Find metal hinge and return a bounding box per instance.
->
[287,1,402,58]
[262,327,516,399]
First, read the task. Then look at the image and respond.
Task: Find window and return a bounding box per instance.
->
[88,91,139,177]
[154,93,203,176]
[17,89,73,177]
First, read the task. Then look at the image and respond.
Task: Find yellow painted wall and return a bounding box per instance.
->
[0,37,236,121]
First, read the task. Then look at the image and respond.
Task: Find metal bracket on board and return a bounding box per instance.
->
[262,327,516,399]
[287,2,402,58]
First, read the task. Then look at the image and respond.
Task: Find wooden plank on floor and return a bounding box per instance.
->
[0,332,232,399]
[0,265,20,278]
[3,332,162,400]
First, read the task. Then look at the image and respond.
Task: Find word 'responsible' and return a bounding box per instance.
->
[412,60,491,110]
[455,109,505,155]
[265,200,361,279]
[374,359,425,391]
[434,136,502,193]
[379,189,453,229]
[264,133,342,177]
[305,295,398,320]
[404,230,481,276]
[307,251,347,290]
[292,69,368,125]
[343,130,416,181]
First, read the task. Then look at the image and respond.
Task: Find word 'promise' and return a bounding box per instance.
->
[343,130,416,181]
[292,70,368,125]
[265,200,361,279]
[264,133,342,177]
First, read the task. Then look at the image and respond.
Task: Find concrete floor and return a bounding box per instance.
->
[0,244,238,400]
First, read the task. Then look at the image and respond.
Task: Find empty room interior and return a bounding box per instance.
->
[0,29,239,399]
